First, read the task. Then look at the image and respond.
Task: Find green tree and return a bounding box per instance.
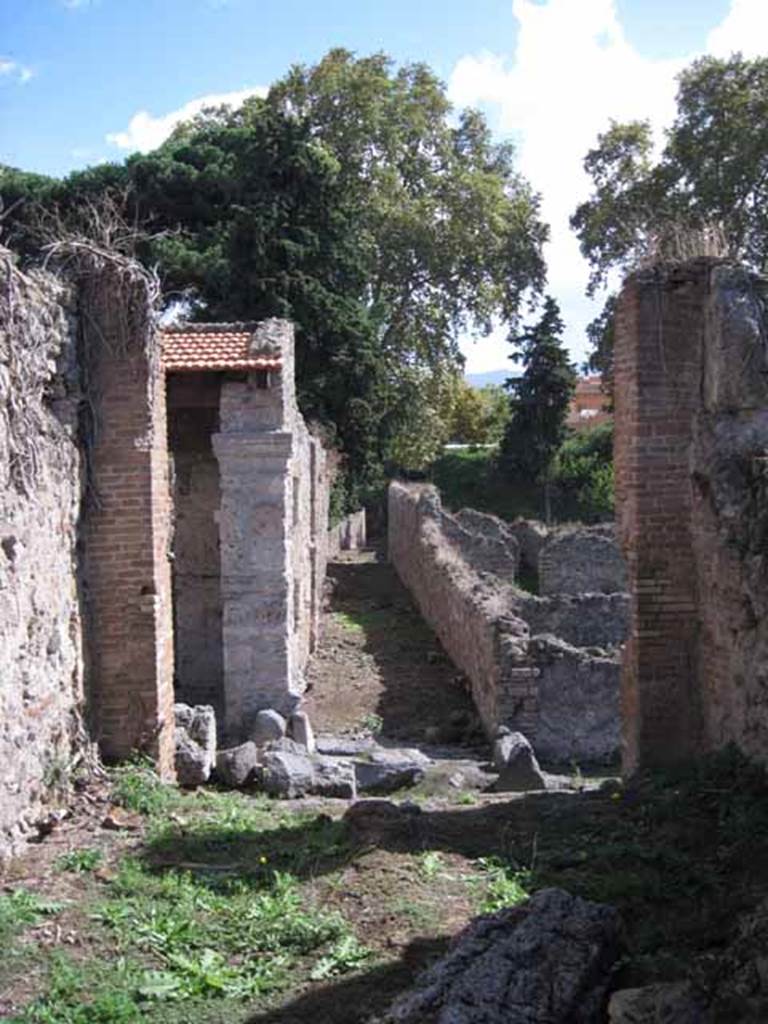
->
[571,53,768,388]
[499,296,576,519]
[448,380,510,446]
[267,49,547,370]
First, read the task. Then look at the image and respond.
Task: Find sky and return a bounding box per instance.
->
[1,0,766,373]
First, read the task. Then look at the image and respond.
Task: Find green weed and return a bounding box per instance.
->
[56,848,104,874]
[310,933,372,980]
[110,759,177,817]
[0,889,68,943]
[473,857,531,913]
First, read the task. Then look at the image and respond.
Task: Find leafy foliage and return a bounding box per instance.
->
[550,421,614,523]
[572,54,768,377]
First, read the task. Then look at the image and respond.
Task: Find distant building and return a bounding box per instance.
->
[566,375,611,431]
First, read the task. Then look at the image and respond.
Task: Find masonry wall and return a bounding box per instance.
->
[614,260,768,771]
[213,321,328,738]
[388,482,622,762]
[80,266,175,777]
[0,257,86,856]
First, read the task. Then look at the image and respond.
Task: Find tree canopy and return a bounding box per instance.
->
[1,49,548,511]
[571,53,768,295]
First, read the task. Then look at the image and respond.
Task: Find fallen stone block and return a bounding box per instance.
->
[260,750,356,799]
[250,708,287,746]
[493,729,546,792]
[174,703,216,786]
[288,711,316,753]
[215,741,259,788]
[316,733,379,756]
[354,748,430,794]
[379,888,622,1024]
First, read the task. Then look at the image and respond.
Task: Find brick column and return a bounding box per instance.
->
[81,271,175,777]
[614,263,708,772]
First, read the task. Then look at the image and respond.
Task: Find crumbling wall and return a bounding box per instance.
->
[615,259,768,770]
[388,482,622,762]
[0,254,86,855]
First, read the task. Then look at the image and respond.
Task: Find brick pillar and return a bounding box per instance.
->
[81,270,175,777]
[614,263,709,773]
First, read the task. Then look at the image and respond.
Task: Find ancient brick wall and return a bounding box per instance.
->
[614,259,768,771]
[0,257,86,855]
[80,266,175,777]
[388,482,622,762]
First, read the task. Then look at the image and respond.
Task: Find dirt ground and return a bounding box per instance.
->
[304,548,479,745]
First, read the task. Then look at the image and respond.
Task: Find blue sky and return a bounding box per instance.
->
[1,0,764,371]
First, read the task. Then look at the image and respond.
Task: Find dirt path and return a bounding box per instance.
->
[304,548,480,747]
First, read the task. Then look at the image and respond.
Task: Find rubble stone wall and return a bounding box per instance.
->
[328,509,367,558]
[539,524,627,595]
[388,482,622,762]
[0,258,86,856]
[615,259,768,771]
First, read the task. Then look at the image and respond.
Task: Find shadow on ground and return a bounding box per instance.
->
[243,936,448,1024]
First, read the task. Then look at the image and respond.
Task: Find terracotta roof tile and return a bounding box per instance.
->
[161,324,282,373]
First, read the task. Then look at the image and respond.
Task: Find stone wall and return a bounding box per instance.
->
[615,259,768,771]
[0,256,86,855]
[388,482,623,763]
[539,524,627,595]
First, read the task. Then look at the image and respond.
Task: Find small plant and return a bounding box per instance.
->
[56,848,104,873]
[474,857,531,913]
[360,712,383,736]
[334,611,365,634]
[110,758,176,816]
[417,850,445,880]
[310,933,372,980]
[0,889,68,942]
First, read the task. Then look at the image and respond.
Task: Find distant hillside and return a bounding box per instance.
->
[464,369,518,389]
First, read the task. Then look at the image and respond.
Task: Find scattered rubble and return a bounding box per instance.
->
[173,704,216,786]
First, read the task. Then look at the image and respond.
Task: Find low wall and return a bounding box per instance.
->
[0,256,86,856]
[388,482,622,762]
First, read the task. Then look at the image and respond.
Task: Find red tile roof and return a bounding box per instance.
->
[161,324,282,373]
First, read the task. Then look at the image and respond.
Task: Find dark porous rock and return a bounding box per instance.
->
[260,750,356,799]
[493,730,546,791]
[215,741,259,788]
[378,888,622,1024]
[249,708,287,746]
[608,982,705,1023]
[354,748,430,794]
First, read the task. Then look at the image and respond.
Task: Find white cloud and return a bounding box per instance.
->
[60,0,98,9]
[707,0,768,57]
[452,0,768,374]
[0,57,35,84]
[106,87,267,154]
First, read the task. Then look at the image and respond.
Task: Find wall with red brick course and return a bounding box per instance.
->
[80,268,175,778]
[614,259,768,771]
